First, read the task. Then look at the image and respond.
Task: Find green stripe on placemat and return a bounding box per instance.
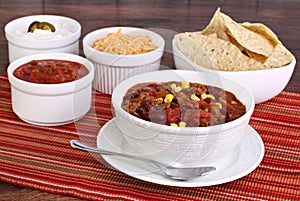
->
[0,74,299,201]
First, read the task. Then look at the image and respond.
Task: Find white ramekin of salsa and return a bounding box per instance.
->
[7,53,94,126]
[5,15,81,63]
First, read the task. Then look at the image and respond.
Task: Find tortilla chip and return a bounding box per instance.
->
[241,22,280,46]
[243,49,267,63]
[175,32,264,71]
[175,8,295,72]
[264,43,295,68]
[221,13,274,58]
[201,8,230,42]
[174,33,214,69]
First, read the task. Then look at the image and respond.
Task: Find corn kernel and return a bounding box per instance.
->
[164,94,174,103]
[170,83,177,90]
[201,93,215,100]
[215,102,222,109]
[191,94,200,101]
[166,94,174,99]
[165,98,172,103]
[170,123,178,127]
[208,94,215,100]
[179,122,186,127]
[155,97,163,102]
[231,100,237,104]
[181,81,190,89]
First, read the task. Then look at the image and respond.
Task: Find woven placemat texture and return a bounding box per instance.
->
[0,74,299,201]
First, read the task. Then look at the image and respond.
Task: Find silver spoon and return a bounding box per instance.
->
[70,140,216,181]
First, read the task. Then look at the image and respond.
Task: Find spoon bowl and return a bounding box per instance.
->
[70,140,216,181]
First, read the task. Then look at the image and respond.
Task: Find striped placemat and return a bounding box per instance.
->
[0,73,299,201]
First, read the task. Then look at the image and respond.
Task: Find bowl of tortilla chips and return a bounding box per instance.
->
[173,8,296,104]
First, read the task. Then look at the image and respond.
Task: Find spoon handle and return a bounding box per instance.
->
[70,140,162,168]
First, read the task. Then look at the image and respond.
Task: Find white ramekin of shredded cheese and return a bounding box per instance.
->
[5,15,81,62]
[82,26,165,94]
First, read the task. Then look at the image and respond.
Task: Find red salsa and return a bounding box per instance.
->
[13,59,89,84]
[121,81,246,127]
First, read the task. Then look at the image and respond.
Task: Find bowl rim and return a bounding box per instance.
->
[4,14,81,46]
[7,53,94,95]
[83,26,165,56]
[172,38,296,74]
[82,26,165,66]
[112,69,255,135]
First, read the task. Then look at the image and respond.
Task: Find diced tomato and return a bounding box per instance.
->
[198,100,210,110]
[166,107,181,124]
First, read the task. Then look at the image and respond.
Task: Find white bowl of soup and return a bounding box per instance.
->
[112,70,254,167]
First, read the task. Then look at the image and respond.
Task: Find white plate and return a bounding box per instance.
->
[97,118,264,187]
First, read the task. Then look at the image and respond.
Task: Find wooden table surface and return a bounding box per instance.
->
[0,0,299,200]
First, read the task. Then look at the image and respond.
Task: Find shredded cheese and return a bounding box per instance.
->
[92,29,158,55]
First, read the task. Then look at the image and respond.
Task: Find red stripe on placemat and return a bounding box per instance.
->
[0,74,299,201]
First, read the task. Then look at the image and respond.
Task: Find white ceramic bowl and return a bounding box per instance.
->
[82,26,165,94]
[7,53,94,126]
[172,38,296,104]
[112,70,254,167]
[5,15,81,63]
